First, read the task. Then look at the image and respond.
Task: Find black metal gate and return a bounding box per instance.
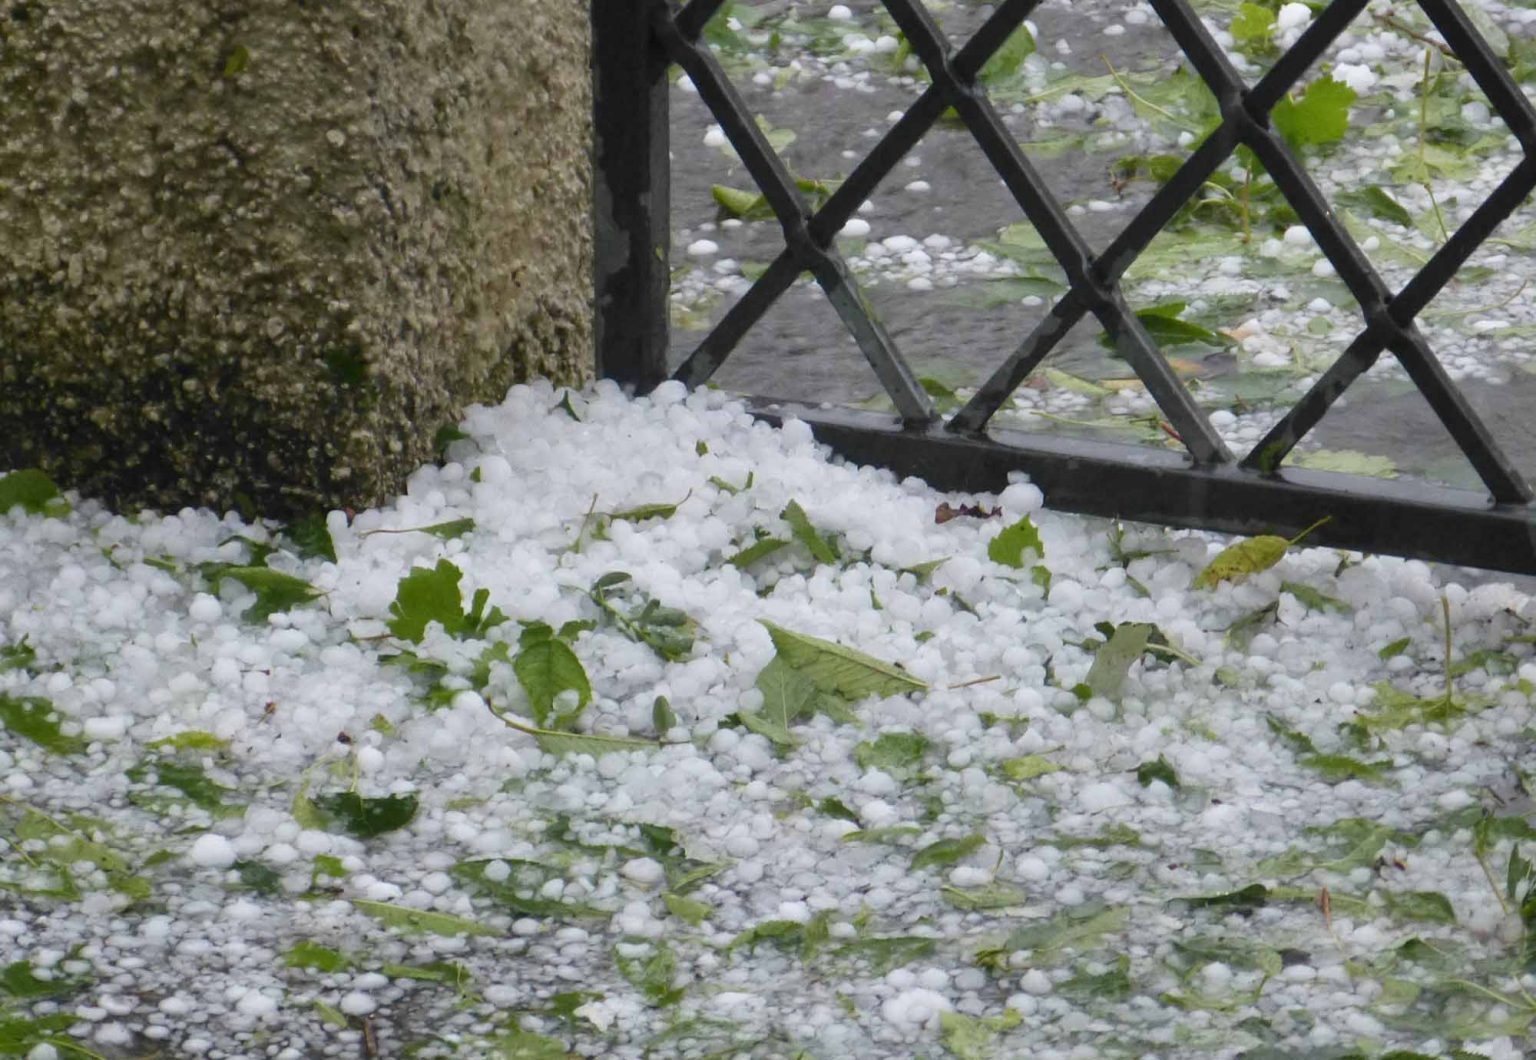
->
[591,0,1536,575]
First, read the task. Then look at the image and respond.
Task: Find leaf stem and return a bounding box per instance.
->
[1286,515,1332,546]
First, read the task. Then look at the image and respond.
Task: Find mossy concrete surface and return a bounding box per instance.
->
[0,0,591,517]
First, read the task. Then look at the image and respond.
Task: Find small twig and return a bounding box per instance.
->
[1372,12,1459,60]
[947,674,1002,690]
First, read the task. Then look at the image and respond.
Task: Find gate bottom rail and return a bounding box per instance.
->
[746,402,1536,577]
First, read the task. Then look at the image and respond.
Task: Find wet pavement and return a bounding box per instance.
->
[662,0,1536,494]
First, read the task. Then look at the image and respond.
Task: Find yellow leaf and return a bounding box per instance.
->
[1193,535,1289,589]
[1192,517,1330,590]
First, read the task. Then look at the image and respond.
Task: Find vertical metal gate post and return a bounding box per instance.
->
[591,0,671,392]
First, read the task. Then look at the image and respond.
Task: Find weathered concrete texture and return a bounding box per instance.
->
[0,0,591,516]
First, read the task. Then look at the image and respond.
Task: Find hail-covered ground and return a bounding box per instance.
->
[1,380,1535,1059]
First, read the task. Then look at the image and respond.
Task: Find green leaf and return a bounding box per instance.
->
[284,940,353,972]
[615,942,683,1007]
[760,621,928,699]
[911,833,986,871]
[0,1012,78,1052]
[1280,581,1350,613]
[1382,890,1456,925]
[829,935,938,974]
[363,518,476,540]
[234,859,283,896]
[854,732,931,773]
[1136,755,1180,788]
[0,468,68,517]
[0,638,36,673]
[127,757,245,818]
[589,574,696,661]
[942,881,1030,910]
[711,184,773,220]
[387,559,470,642]
[0,695,86,754]
[148,731,230,753]
[450,860,608,920]
[222,44,251,78]
[486,1028,575,1058]
[284,513,337,562]
[1000,903,1129,955]
[726,536,790,568]
[1059,954,1133,1002]
[1083,622,1155,702]
[987,516,1044,569]
[1272,75,1356,148]
[1,960,86,1000]
[1298,753,1389,784]
[382,961,474,989]
[999,754,1061,782]
[1293,448,1398,478]
[352,899,497,937]
[663,892,711,926]
[309,792,419,838]
[202,564,322,620]
[610,496,688,523]
[979,23,1034,84]
[1358,683,1466,733]
[1336,186,1413,227]
[514,624,592,728]
[652,695,677,734]
[1183,883,1269,910]
[735,707,799,750]
[781,500,840,563]
[818,797,860,823]
[939,1008,1022,1059]
[1100,305,1231,351]
[1052,823,1143,849]
[1230,3,1275,51]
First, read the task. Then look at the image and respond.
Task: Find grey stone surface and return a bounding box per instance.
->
[0,0,591,517]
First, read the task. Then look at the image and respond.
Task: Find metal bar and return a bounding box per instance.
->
[1385,330,1533,503]
[671,252,801,388]
[751,402,1536,576]
[674,0,731,43]
[654,6,932,420]
[1242,328,1386,473]
[948,290,1089,434]
[881,0,1229,461]
[591,0,670,391]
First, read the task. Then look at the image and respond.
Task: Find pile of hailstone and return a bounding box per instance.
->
[2,379,1535,1060]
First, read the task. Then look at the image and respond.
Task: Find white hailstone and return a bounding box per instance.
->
[1020,969,1053,994]
[620,857,665,886]
[827,4,853,20]
[188,594,223,623]
[881,987,952,1028]
[338,992,376,1016]
[1332,62,1376,94]
[1276,3,1312,31]
[839,218,871,238]
[187,834,238,869]
[687,239,719,257]
[1078,781,1130,812]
